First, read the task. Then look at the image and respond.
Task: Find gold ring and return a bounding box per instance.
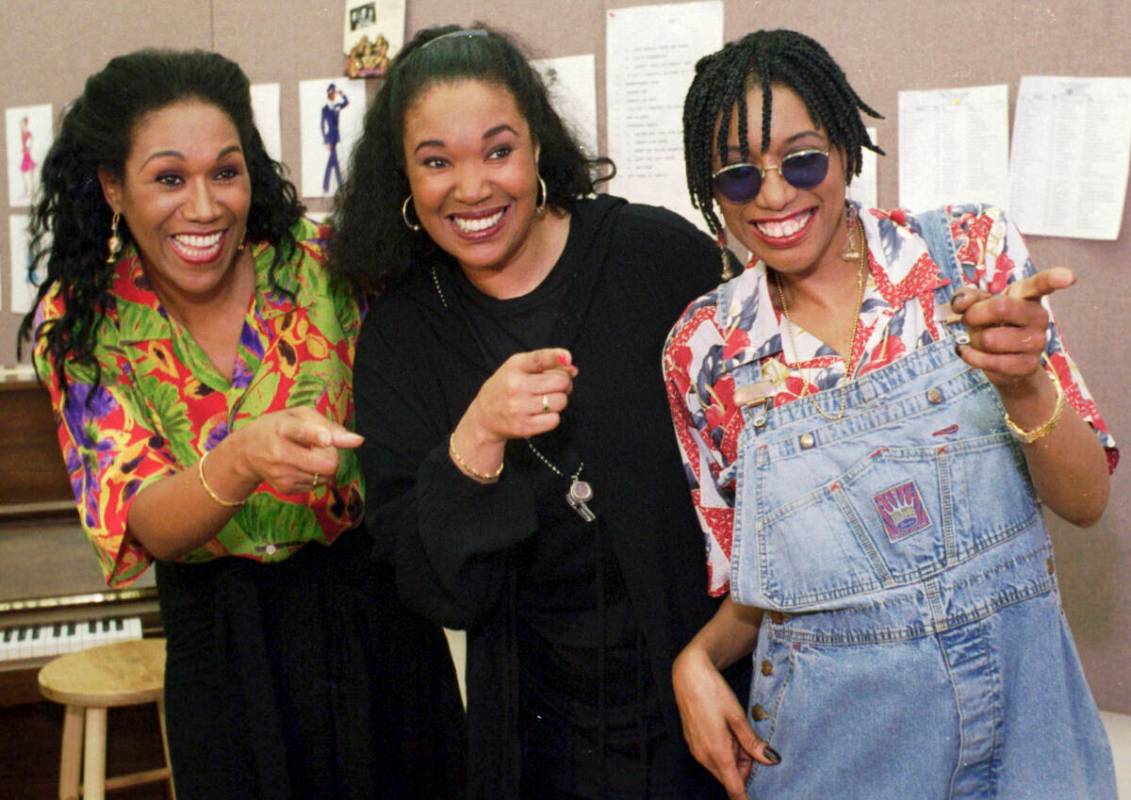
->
[311,472,321,489]
[541,394,550,414]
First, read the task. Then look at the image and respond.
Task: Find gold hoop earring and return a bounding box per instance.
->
[401,195,422,231]
[105,212,122,264]
[535,175,548,216]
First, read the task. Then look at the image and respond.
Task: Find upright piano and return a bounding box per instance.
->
[0,369,165,798]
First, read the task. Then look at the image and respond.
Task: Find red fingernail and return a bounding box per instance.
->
[558,354,571,367]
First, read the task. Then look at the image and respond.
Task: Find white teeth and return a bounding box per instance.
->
[756,211,812,239]
[173,231,223,249]
[452,210,504,233]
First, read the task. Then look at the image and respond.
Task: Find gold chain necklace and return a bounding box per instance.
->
[773,220,868,422]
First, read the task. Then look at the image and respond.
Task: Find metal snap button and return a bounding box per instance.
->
[760,659,773,676]
[753,413,768,428]
[927,387,943,404]
[799,433,815,449]
[751,704,769,721]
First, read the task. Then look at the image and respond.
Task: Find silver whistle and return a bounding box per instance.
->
[566,479,597,522]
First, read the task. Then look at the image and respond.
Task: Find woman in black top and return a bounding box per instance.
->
[331,25,748,799]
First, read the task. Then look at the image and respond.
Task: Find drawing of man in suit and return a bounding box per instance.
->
[322,83,350,193]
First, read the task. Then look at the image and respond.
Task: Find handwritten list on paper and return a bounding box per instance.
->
[605,1,723,227]
[898,84,1010,214]
[1009,76,1131,240]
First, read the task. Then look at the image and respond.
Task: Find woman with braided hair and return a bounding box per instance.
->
[664,29,1117,800]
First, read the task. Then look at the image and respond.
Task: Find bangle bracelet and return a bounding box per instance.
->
[449,433,504,483]
[197,448,246,508]
[1004,367,1065,445]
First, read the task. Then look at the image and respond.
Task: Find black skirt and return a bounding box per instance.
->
[156,527,466,799]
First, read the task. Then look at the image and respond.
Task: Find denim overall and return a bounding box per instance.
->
[726,210,1116,799]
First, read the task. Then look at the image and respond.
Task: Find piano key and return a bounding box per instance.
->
[0,616,145,663]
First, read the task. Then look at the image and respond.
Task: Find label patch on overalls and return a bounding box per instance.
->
[873,480,932,542]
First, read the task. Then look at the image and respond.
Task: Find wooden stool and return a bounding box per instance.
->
[38,638,175,800]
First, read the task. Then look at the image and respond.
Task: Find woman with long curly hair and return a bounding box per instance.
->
[332,24,749,799]
[20,48,464,799]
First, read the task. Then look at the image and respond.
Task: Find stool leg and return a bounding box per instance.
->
[158,699,176,799]
[58,705,83,800]
[83,706,107,800]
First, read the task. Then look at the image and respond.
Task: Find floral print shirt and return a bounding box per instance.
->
[663,205,1118,597]
[34,219,365,587]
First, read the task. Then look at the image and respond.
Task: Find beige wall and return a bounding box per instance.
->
[1,0,1127,711]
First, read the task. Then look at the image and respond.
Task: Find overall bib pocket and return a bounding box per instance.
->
[736,419,1040,609]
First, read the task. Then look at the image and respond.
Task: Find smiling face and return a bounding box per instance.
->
[402,79,546,282]
[714,84,850,280]
[99,100,251,308]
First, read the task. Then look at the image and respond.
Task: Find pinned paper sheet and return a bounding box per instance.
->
[605,1,723,227]
[6,104,53,208]
[898,85,1009,213]
[250,83,283,165]
[299,78,366,199]
[8,215,39,314]
[533,54,598,158]
[343,0,404,78]
[1008,76,1131,240]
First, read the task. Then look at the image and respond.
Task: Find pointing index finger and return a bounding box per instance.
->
[521,348,575,375]
[1004,267,1076,301]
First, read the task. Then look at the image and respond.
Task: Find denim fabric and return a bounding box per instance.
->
[728,333,1116,799]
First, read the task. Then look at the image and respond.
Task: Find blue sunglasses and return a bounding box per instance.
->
[711,148,830,203]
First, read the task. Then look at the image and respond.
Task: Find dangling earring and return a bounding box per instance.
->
[717,230,735,281]
[841,203,860,261]
[535,174,548,216]
[105,212,122,264]
[401,195,421,231]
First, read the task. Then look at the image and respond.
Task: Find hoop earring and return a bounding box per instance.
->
[841,203,860,261]
[535,174,548,216]
[717,230,735,281]
[105,212,122,264]
[401,195,422,231]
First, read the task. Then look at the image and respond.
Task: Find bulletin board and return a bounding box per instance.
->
[1,0,1128,712]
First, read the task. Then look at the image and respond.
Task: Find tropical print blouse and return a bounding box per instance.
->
[663,204,1118,597]
[33,219,365,587]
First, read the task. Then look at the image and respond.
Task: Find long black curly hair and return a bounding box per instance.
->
[329,24,613,294]
[683,29,884,238]
[18,48,304,394]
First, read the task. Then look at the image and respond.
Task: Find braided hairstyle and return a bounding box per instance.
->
[18,49,304,396]
[683,29,883,237]
[329,24,613,294]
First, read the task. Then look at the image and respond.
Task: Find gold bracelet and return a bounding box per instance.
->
[197,448,246,508]
[448,433,504,483]
[1004,367,1065,445]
